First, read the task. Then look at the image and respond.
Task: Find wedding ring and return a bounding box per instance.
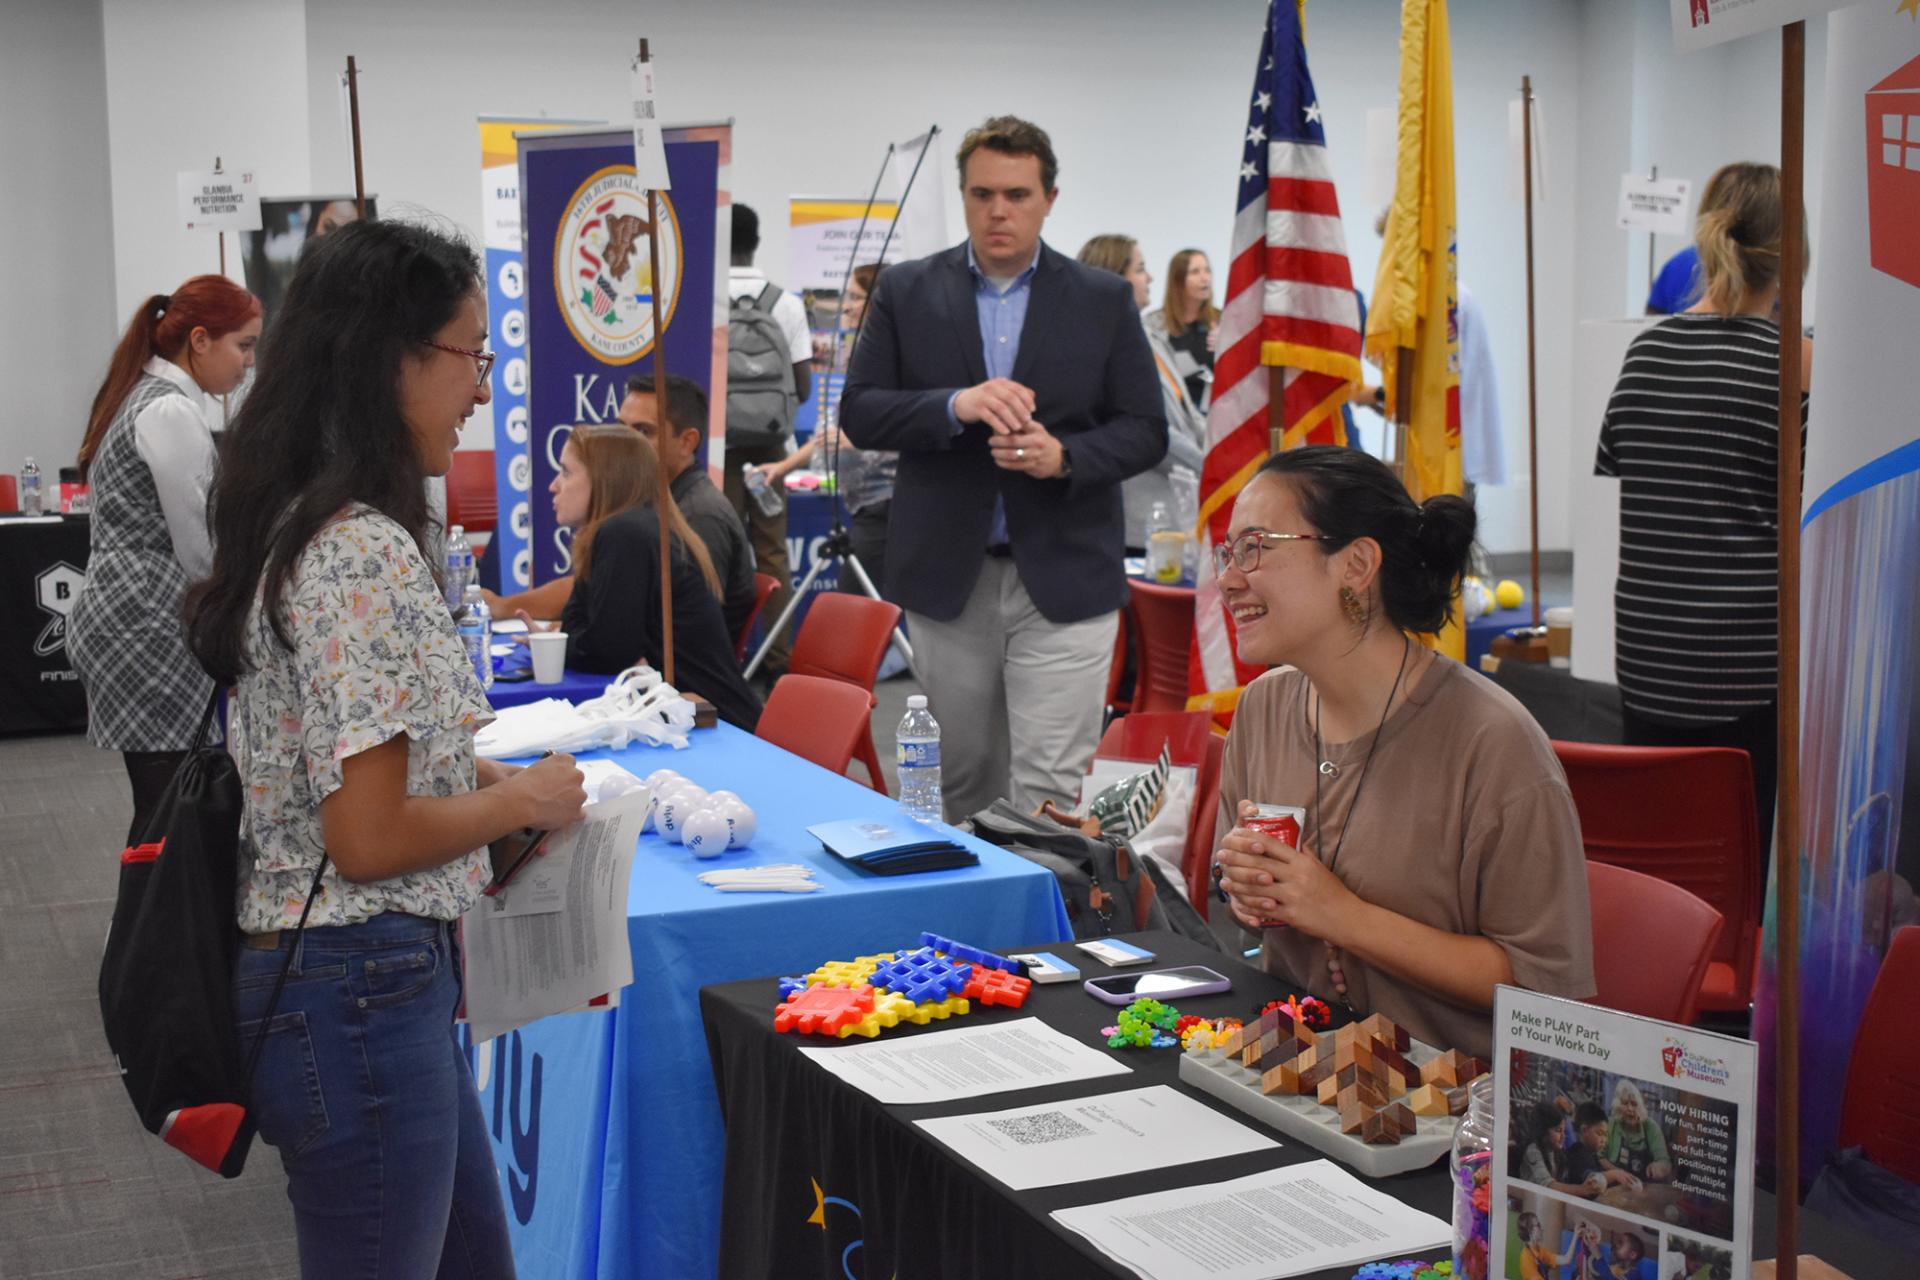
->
[1016,447,1026,460]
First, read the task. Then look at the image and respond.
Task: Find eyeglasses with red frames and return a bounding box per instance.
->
[422,340,495,389]
[1212,530,1338,576]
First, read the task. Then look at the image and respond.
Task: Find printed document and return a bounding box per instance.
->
[460,788,648,1043]
[1052,1160,1452,1280]
[914,1085,1272,1190]
[798,1018,1131,1104]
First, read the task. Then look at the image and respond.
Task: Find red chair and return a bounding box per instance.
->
[445,450,497,534]
[734,572,783,663]
[786,594,903,794]
[1553,742,1763,1012]
[1093,711,1224,919]
[755,675,873,779]
[1838,926,1920,1183]
[1126,580,1196,714]
[1585,862,1723,1024]
[1105,612,1133,724]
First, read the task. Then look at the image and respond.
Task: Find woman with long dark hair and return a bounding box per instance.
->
[548,424,762,730]
[69,275,261,843]
[187,219,585,1276]
[1209,447,1593,1059]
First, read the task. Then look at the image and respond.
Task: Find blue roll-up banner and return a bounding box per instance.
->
[521,128,720,583]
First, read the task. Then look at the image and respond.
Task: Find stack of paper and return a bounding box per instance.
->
[807,817,977,876]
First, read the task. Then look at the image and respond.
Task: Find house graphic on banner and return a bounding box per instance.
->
[1868,52,1920,288]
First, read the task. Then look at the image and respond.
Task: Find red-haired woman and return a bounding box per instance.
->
[69,275,261,842]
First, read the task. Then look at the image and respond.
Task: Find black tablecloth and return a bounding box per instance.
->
[0,515,89,736]
[702,929,1912,1280]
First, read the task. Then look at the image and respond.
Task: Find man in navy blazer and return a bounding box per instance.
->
[842,115,1166,820]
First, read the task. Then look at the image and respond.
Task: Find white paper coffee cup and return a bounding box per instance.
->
[529,631,568,684]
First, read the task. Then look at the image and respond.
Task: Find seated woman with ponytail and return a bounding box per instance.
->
[552,424,763,730]
[69,276,261,843]
[1209,447,1594,1060]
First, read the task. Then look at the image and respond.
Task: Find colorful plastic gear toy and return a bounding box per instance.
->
[868,947,970,1004]
[774,984,876,1036]
[919,931,1019,973]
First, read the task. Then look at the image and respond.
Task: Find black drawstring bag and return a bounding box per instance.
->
[96,692,325,1177]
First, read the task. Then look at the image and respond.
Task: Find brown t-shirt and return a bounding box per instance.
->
[1214,656,1595,1060]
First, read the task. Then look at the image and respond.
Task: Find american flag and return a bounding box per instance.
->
[592,276,617,316]
[1192,0,1363,699]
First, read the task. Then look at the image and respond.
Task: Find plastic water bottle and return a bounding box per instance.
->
[18,457,43,517]
[896,694,942,824]
[741,462,784,517]
[1145,500,1184,584]
[459,584,493,690]
[445,524,473,612]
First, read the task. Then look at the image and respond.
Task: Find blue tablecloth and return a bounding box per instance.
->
[487,666,611,709]
[469,723,1071,1278]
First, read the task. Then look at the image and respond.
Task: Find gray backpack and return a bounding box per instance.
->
[726,284,796,448]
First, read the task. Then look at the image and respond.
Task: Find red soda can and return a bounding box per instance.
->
[1244,803,1304,928]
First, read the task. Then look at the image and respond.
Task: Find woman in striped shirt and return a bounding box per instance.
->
[1595,161,1811,854]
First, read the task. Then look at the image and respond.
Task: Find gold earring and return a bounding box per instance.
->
[1340,586,1368,626]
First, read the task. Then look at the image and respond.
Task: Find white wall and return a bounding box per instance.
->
[6,0,1828,556]
[100,0,313,316]
[0,0,117,479]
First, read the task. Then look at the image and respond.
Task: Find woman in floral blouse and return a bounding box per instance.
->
[187,219,585,1277]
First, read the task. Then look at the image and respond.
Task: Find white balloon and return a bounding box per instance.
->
[681,807,731,859]
[716,799,757,849]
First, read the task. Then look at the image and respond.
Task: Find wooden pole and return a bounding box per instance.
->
[1392,346,1413,487]
[639,38,674,686]
[346,56,366,220]
[1522,76,1541,628]
[1772,20,1805,1278]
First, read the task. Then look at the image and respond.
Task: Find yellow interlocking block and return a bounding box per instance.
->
[805,953,898,989]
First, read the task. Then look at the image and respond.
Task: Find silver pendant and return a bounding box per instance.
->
[1318,760,1339,778]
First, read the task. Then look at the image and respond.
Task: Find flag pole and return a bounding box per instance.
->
[639,37,674,687]
[1268,383,1284,456]
[346,56,366,220]
[1521,75,1541,628]
[1772,19,1805,1278]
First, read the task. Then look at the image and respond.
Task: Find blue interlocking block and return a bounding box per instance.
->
[778,976,810,1000]
[919,931,1018,973]
[868,947,969,1004]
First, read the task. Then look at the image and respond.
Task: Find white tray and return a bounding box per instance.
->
[1178,1041,1455,1179]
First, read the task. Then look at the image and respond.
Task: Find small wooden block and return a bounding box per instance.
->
[1386,1101,1417,1133]
[1377,1045,1416,1081]
[1339,1100,1370,1134]
[1260,1064,1301,1097]
[1252,1008,1281,1039]
[1318,1075,1340,1105]
[1338,1079,1387,1112]
[1407,1083,1451,1116]
[1361,1109,1402,1145]
[1447,1086,1471,1116]
[1275,1033,1314,1063]
[1242,1038,1263,1068]
[1421,1054,1463,1088]
[1387,1067,1414,1095]
[1219,1026,1246,1058]
[1356,1012,1409,1052]
[1298,1053,1338,1090]
[687,694,719,729]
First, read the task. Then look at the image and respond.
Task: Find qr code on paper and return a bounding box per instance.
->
[986,1110,1092,1146]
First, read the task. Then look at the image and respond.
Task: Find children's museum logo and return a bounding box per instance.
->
[553,166,683,364]
[1662,1037,1732,1087]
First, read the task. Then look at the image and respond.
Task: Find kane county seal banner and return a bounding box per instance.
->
[1754,3,1920,1185]
[520,125,729,584]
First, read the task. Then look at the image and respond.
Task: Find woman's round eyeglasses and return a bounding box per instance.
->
[422,340,496,389]
[1212,530,1337,575]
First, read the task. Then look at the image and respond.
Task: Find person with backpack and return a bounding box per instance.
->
[185,219,586,1276]
[724,203,812,678]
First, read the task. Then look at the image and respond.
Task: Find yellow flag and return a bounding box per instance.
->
[1366,0,1464,658]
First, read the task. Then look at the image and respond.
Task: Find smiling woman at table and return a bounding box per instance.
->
[550,423,763,731]
[186,219,587,1277]
[1210,447,1594,1060]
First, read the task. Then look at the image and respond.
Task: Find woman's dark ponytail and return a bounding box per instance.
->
[1256,445,1477,635]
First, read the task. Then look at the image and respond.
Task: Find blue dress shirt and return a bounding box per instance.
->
[948,241,1041,548]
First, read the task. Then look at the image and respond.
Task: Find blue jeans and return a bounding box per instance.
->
[233,913,514,1279]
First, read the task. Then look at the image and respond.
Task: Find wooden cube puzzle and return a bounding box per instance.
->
[1361,1108,1402,1145]
[1385,1101,1417,1134]
[1407,1083,1452,1116]
[1337,1078,1388,1112]
[1260,1063,1301,1097]
[1419,1048,1488,1088]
